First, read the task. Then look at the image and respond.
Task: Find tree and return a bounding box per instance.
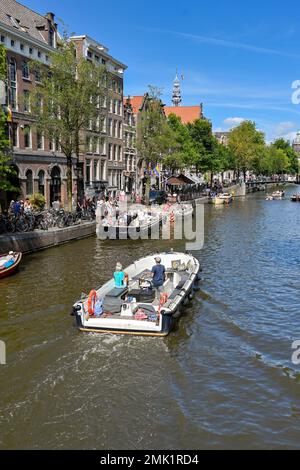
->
[228,121,265,179]
[272,138,299,175]
[30,36,106,210]
[187,119,221,185]
[0,44,16,193]
[136,86,171,203]
[164,114,197,173]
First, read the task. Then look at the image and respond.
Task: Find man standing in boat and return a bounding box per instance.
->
[151,257,166,294]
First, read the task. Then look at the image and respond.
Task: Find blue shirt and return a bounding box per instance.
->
[114,271,125,288]
[152,265,165,287]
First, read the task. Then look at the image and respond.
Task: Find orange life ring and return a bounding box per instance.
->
[170,212,175,223]
[87,290,97,316]
[160,292,168,306]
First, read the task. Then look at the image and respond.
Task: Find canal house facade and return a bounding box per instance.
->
[71,35,127,198]
[0,1,73,208]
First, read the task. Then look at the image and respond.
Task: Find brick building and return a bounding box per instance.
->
[71,35,127,197]
[0,0,73,208]
[123,96,137,193]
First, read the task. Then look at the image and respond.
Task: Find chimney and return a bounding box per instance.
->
[45,12,55,22]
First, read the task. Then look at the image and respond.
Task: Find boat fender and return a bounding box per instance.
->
[87,290,97,317]
[188,291,194,301]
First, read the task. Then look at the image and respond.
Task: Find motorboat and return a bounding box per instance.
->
[290,194,300,202]
[272,190,285,199]
[72,252,201,337]
[97,210,162,240]
[162,203,194,221]
[218,193,233,204]
[266,195,274,201]
[210,193,233,205]
[0,252,22,279]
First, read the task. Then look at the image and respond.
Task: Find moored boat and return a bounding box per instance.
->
[0,252,22,279]
[72,252,201,337]
[97,211,162,240]
[291,194,300,202]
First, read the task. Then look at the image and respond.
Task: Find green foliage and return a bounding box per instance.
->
[228,121,265,178]
[0,44,6,79]
[272,139,299,174]
[29,193,46,210]
[136,87,170,167]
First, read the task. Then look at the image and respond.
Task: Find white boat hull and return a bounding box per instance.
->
[72,252,201,336]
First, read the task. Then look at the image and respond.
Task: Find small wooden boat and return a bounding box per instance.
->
[0,252,22,279]
[72,252,201,337]
[266,195,274,201]
[291,194,300,202]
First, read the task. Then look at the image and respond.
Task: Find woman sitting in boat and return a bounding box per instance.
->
[114,262,128,288]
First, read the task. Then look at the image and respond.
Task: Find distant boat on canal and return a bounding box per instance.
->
[210,193,233,205]
[290,194,300,202]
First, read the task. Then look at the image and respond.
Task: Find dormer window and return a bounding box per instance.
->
[49,28,55,47]
[7,15,20,29]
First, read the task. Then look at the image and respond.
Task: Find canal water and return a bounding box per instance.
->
[1,187,300,450]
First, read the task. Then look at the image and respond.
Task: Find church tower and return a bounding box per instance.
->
[172,72,182,107]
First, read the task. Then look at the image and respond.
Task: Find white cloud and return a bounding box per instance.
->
[274,121,296,136]
[224,117,245,126]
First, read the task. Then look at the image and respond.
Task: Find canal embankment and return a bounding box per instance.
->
[0,221,96,254]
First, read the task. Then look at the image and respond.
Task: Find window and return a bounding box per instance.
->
[94,160,98,180]
[11,40,15,47]
[7,15,19,29]
[35,68,41,82]
[29,48,33,55]
[23,90,30,112]
[8,58,17,110]
[49,29,55,48]
[1,36,5,43]
[108,143,112,160]
[38,51,41,58]
[93,136,98,154]
[86,136,92,153]
[12,123,18,147]
[38,170,45,195]
[24,125,31,148]
[22,61,30,79]
[119,146,122,161]
[118,122,122,139]
[108,118,112,136]
[25,169,33,196]
[20,43,24,51]
[37,131,43,150]
[86,159,91,183]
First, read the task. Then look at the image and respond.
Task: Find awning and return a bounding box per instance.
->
[185,173,203,185]
[167,174,196,186]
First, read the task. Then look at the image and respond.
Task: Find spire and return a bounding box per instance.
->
[172,71,182,107]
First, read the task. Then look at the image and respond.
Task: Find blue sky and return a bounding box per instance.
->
[22,0,300,141]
